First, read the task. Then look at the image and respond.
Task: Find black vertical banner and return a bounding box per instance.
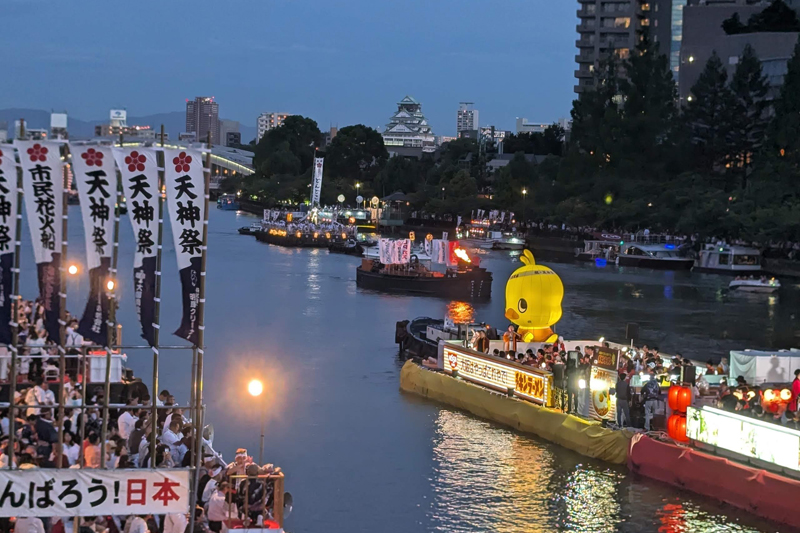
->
[76,256,110,345]
[164,149,205,346]
[16,141,63,344]
[0,253,13,345]
[114,148,160,346]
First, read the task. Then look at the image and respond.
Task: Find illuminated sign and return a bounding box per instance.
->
[686,406,800,471]
[594,347,619,370]
[443,345,551,405]
[588,365,617,421]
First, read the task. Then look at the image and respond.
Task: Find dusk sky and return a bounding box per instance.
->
[3,0,577,136]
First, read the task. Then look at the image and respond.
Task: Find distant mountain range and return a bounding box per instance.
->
[0,108,257,144]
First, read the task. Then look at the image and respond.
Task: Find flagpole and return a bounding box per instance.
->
[189,131,211,514]
[100,139,123,468]
[55,145,69,468]
[150,125,166,466]
[6,148,24,469]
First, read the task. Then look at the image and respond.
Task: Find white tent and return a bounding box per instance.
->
[729,349,800,385]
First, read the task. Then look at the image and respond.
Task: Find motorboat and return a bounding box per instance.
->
[695,244,763,274]
[729,277,780,293]
[576,240,620,263]
[459,228,525,250]
[328,239,364,256]
[616,243,694,270]
[238,222,262,235]
[217,194,240,210]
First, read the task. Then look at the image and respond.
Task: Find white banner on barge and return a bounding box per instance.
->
[0,469,190,517]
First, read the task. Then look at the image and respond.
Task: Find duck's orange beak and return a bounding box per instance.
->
[505,308,519,320]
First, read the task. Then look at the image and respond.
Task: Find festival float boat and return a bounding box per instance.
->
[356,239,492,300]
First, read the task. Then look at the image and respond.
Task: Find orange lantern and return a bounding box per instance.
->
[677,386,692,413]
[674,415,688,442]
[667,413,679,438]
[668,385,681,412]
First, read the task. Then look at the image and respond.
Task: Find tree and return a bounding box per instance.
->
[683,52,736,173]
[747,0,800,33]
[324,124,388,184]
[617,31,678,169]
[728,45,769,187]
[502,125,564,156]
[253,115,322,175]
[763,38,800,176]
[570,55,623,166]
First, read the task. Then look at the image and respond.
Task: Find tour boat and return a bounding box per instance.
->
[217,194,240,211]
[457,221,525,250]
[238,222,262,235]
[728,277,780,293]
[356,259,492,300]
[615,243,694,270]
[328,239,364,256]
[575,240,620,263]
[694,244,763,274]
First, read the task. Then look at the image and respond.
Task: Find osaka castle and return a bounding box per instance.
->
[382,95,436,152]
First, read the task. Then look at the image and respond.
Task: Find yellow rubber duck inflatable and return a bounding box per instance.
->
[504,249,564,343]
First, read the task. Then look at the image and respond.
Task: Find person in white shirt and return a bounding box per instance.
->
[25,377,49,417]
[205,482,237,532]
[62,431,80,466]
[160,418,183,459]
[201,466,223,504]
[117,397,140,441]
[65,320,84,347]
[162,513,187,533]
[124,516,149,533]
[15,517,45,533]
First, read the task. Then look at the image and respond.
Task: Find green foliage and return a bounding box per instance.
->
[324,124,388,183]
[683,52,735,172]
[728,45,770,185]
[502,126,564,156]
[724,1,800,35]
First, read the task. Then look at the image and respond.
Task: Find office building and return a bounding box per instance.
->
[679,1,800,104]
[226,131,242,146]
[15,121,47,140]
[219,119,240,147]
[94,109,155,139]
[382,96,436,152]
[456,102,479,135]
[186,97,220,144]
[257,112,290,143]
[515,118,571,134]
[575,0,652,94]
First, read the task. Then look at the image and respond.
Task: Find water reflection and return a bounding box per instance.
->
[447,301,475,324]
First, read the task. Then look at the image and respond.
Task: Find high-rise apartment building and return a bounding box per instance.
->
[186,97,220,144]
[256,112,290,143]
[456,102,479,135]
[219,119,240,147]
[575,0,651,94]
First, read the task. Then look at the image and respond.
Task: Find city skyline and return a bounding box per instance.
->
[0,0,576,137]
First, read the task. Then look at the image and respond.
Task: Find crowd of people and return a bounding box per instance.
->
[0,298,283,533]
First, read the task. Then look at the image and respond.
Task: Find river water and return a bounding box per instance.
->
[25,207,799,533]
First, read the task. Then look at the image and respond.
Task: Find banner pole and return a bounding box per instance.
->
[7,150,24,469]
[150,125,166,466]
[56,146,69,468]
[99,138,123,468]
[188,131,211,515]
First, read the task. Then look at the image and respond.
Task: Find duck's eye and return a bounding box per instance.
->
[518,298,527,313]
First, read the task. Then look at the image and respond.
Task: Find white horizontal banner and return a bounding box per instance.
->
[0,469,190,517]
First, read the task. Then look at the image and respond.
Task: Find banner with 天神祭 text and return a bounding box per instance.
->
[0,147,18,345]
[72,146,116,345]
[0,469,189,517]
[164,149,205,345]
[311,157,323,206]
[114,147,160,346]
[15,141,63,342]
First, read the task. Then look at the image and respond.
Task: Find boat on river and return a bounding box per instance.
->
[356,258,492,300]
[616,243,694,270]
[695,244,763,274]
[729,277,780,293]
[238,222,263,235]
[217,193,240,210]
[328,239,364,256]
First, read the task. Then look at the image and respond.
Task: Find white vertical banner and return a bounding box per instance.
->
[15,140,63,341]
[396,239,411,264]
[164,148,206,345]
[113,147,160,346]
[311,157,324,206]
[72,145,117,345]
[378,238,392,264]
[0,147,18,345]
[263,209,270,223]
[499,211,505,223]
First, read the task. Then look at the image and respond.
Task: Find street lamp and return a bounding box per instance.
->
[522,188,528,221]
[68,264,78,276]
[249,379,266,464]
[106,279,115,292]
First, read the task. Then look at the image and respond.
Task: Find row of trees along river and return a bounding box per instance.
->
[223,20,800,245]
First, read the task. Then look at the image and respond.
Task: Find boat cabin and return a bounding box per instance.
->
[621,243,683,259]
[696,244,762,273]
